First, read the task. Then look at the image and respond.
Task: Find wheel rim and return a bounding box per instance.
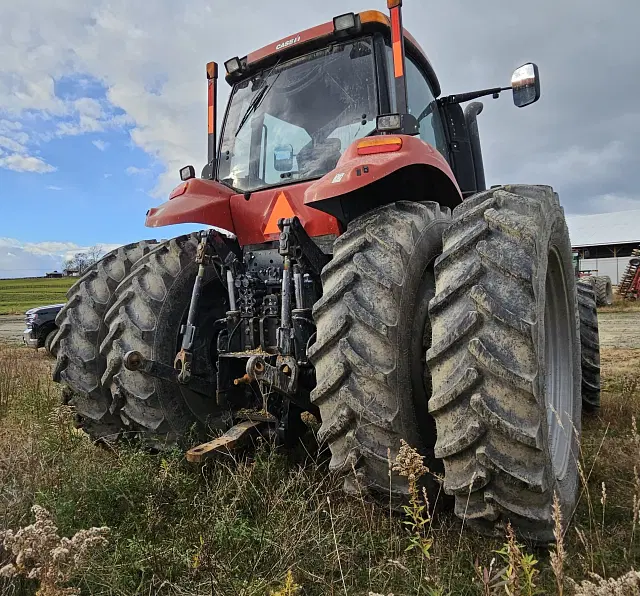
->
[544,247,574,481]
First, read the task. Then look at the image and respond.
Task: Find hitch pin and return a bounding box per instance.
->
[233,374,251,386]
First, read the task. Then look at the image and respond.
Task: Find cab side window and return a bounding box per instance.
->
[405,56,446,155]
[386,45,447,158]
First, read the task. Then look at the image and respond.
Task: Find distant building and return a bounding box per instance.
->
[567,209,640,284]
[46,271,63,278]
[64,268,80,277]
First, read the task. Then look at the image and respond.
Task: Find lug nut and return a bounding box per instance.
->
[124,351,142,371]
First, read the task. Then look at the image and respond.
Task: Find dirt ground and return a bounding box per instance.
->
[597,311,640,348]
[0,314,25,345]
[1,310,640,349]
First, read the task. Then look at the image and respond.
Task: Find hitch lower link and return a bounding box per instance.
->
[123,350,215,397]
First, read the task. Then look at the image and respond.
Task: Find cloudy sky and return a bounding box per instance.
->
[0,0,637,276]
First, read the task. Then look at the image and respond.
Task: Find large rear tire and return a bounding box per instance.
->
[577,279,601,411]
[100,234,228,445]
[427,185,581,542]
[51,241,157,440]
[309,201,451,501]
[593,276,613,306]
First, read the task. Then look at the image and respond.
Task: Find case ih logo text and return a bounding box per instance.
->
[276,36,301,51]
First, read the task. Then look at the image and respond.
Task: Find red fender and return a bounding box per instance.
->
[305,134,462,212]
[145,178,236,233]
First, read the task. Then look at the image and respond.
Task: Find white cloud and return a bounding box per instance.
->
[0,154,56,173]
[0,238,121,279]
[47,185,63,190]
[0,120,23,133]
[0,134,27,153]
[92,139,108,151]
[54,99,127,137]
[126,166,147,175]
[103,173,112,178]
[74,97,103,119]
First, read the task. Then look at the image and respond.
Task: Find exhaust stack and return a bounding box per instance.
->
[388,0,408,115]
[206,61,219,177]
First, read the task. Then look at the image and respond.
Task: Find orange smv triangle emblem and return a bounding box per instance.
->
[263,192,296,236]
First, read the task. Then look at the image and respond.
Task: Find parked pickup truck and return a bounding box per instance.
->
[23,304,64,356]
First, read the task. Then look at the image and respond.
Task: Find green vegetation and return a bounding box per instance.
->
[0,345,638,595]
[0,277,75,315]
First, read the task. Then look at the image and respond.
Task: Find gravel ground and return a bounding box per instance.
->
[1,310,639,349]
[0,315,25,346]
[597,311,640,349]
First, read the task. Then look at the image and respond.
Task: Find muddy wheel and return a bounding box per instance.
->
[309,201,451,502]
[51,240,158,440]
[427,185,581,542]
[577,279,601,412]
[100,234,229,445]
[593,276,613,306]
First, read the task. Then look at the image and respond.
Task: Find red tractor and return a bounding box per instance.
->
[53,1,597,542]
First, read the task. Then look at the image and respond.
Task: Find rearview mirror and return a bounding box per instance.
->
[511,63,540,108]
[274,144,294,172]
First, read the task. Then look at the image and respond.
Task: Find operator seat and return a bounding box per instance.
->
[297,138,342,178]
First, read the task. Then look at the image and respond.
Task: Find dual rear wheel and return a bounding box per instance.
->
[312,187,582,541]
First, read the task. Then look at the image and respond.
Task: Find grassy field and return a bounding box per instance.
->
[0,277,75,315]
[0,340,638,593]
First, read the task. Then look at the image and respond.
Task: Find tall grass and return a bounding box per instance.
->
[0,344,638,595]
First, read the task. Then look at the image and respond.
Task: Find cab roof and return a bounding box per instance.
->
[228,10,440,97]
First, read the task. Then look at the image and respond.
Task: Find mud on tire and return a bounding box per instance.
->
[51,240,157,440]
[427,185,581,542]
[577,280,601,411]
[309,201,451,501]
[100,234,229,445]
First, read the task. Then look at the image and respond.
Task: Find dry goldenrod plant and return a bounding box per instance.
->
[393,440,433,560]
[567,570,640,595]
[0,505,109,596]
[549,493,566,596]
[270,569,301,595]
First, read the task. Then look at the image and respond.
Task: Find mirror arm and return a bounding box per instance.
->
[438,86,511,106]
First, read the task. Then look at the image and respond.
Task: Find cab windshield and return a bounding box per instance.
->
[218,37,378,193]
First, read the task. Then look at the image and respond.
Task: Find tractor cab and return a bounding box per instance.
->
[215,13,448,194]
[208,9,541,208]
[149,7,541,242]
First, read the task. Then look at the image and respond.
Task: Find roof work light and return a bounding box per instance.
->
[224,57,242,75]
[333,13,359,33]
